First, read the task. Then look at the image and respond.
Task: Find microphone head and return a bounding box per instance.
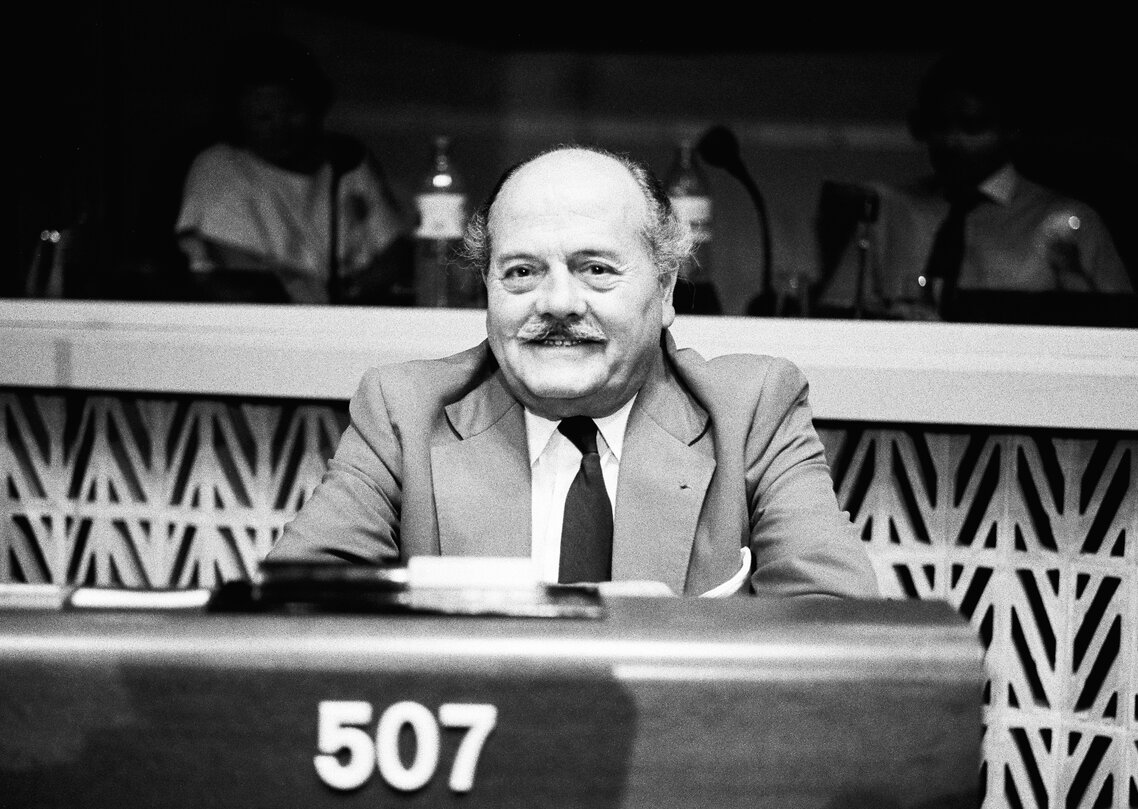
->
[696,124,743,172]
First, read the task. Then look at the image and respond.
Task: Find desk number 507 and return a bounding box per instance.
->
[314,700,498,793]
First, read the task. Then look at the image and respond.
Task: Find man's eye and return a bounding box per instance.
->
[498,265,541,291]
[579,263,623,288]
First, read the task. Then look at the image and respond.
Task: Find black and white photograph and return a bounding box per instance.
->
[4,4,1136,807]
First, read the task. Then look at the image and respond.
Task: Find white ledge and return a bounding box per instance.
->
[2,299,1136,430]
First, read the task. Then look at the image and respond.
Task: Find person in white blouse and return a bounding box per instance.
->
[175,33,411,305]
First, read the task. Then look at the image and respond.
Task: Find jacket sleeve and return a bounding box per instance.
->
[267,367,403,564]
[743,358,880,598]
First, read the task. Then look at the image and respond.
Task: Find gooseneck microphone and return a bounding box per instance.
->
[696,124,775,316]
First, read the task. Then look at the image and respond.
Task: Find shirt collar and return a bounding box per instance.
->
[525,395,637,465]
[979,162,1018,206]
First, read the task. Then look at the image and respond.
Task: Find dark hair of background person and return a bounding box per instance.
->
[906,51,1023,144]
[213,32,335,149]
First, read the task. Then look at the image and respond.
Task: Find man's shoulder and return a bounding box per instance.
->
[359,341,494,400]
[668,341,806,398]
[368,340,488,380]
[675,346,789,371]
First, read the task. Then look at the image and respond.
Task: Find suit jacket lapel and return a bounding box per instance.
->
[428,333,716,592]
[612,343,715,593]
[432,370,532,558]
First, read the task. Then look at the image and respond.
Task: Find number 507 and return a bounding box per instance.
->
[315,700,498,793]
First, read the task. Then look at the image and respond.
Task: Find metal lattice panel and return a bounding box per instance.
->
[3,390,1136,807]
[1,391,346,587]
[820,424,1137,808]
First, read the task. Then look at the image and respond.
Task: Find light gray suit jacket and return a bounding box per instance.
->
[269,331,878,598]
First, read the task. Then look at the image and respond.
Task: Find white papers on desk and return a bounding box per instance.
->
[595,547,753,598]
[68,587,212,610]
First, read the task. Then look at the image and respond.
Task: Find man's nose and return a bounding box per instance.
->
[534,266,587,317]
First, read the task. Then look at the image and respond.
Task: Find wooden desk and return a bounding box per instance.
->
[0,595,981,808]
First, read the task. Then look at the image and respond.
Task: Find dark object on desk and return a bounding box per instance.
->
[210,558,606,619]
[952,290,1138,327]
[209,559,405,613]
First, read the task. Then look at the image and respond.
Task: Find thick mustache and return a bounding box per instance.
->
[516,319,605,342]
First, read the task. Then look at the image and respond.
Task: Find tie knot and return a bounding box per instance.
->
[558,416,599,455]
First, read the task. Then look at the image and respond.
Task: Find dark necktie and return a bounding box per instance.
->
[557,416,613,584]
[924,189,984,319]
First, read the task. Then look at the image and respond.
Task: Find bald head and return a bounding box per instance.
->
[491,149,651,252]
[461,145,693,283]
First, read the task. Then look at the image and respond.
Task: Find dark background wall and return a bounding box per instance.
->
[15,1,1136,313]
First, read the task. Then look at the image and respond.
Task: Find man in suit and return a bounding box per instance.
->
[815,51,1132,322]
[268,145,878,598]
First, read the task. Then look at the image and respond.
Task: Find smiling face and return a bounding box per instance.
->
[484,149,676,420]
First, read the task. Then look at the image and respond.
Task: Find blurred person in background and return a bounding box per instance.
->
[814,50,1132,323]
[174,33,413,304]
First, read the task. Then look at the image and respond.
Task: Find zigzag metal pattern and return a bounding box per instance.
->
[2,391,1135,808]
[819,423,1137,809]
[1,392,346,587]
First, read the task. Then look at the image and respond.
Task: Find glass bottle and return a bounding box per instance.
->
[413,135,483,308]
[24,224,83,299]
[664,140,721,314]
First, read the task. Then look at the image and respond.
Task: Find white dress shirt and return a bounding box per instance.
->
[524,396,635,583]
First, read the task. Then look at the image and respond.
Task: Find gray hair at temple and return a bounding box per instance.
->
[459,144,695,282]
